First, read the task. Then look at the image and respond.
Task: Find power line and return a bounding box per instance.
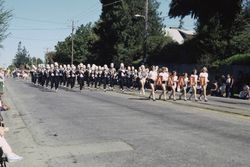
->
[77,8,100,21]
[71,20,75,65]
[8,35,62,42]
[77,0,123,21]
[72,1,100,19]
[73,0,123,20]
[14,16,67,25]
[102,0,123,7]
[9,27,71,31]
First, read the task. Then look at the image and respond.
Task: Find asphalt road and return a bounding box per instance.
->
[2,78,250,167]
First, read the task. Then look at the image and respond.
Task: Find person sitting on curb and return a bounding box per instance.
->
[0,98,23,162]
[210,81,220,96]
[239,85,250,100]
[0,126,23,162]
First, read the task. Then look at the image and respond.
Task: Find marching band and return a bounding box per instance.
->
[29,62,209,102]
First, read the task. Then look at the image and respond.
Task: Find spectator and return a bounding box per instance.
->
[0,128,23,162]
[239,85,250,100]
[230,75,235,98]
[0,97,23,162]
[0,69,4,95]
[210,81,219,96]
[225,74,231,98]
[219,75,226,97]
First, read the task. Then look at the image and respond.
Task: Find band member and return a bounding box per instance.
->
[96,66,103,88]
[78,63,85,91]
[102,65,109,91]
[50,64,55,89]
[30,65,37,84]
[85,64,90,87]
[54,62,60,91]
[158,67,169,101]
[37,64,42,85]
[139,65,148,95]
[126,66,132,89]
[189,69,198,101]
[109,63,116,90]
[179,73,189,101]
[62,64,67,87]
[40,64,46,87]
[118,63,126,91]
[169,71,178,101]
[59,65,64,86]
[199,67,209,102]
[66,65,71,88]
[94,66,100,88]
[45,64,50,88]
[89,64,96,87]
[148,66,158,101]
[76,64,80,86]
[70,65,76,89]
[131,66,137,89]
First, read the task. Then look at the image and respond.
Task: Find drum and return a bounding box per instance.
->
[156,76,162,86]
[178,76,185,88]
[199,76,206,86]
[167,76,173,87]
[190,76,196,86]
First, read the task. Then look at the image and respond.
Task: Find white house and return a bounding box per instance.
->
[165,27,196,44]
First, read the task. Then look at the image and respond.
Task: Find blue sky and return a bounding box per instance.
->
[0,0,195,67]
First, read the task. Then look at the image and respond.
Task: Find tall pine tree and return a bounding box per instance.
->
[92,0,166,66]
[13,42,30,68]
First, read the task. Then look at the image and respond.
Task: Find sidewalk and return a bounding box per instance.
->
[1,82,52,167]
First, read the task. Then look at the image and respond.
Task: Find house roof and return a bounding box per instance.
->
[165,27,195,44]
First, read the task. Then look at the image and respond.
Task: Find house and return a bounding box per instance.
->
[165,27,195,44]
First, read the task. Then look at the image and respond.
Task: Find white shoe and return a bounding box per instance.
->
[7,153,23,162]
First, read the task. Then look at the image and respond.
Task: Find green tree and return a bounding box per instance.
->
[54,36,72,64]
[45,51,57,64]
[0,0,11,48]
[229,4,250,55]
[30,57,43,66]
[92,0,166,66]
[168,0,244,64]
[169,0,242,29]
[74,23,98,64]
[54,23,97,64]
[13,42,30,68]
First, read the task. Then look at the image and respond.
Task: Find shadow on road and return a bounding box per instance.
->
[24,82,55,92]
[128,97,150,101]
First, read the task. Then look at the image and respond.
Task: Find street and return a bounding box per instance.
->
[2,78,250,167]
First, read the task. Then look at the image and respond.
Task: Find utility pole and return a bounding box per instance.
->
[71,20,75,65]
[143,0,149,64]
[45,48,49,64]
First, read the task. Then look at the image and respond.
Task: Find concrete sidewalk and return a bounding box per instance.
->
[2,83,53,166]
